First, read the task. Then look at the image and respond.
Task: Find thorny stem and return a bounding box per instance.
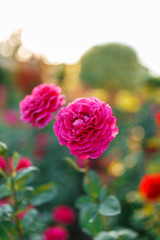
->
[4,153,23,240]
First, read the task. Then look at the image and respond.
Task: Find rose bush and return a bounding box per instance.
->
[20,83,65,129]
[54,97,118,159]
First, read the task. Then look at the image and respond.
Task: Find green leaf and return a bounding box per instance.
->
[14,166,39,182]
[0,185,11,199]
[117,229,138,239]
[75,195,96,210]
[64,157,81,171]
[98,196,121,216]
[22,208,39,231]
[99,186,109,202]
[0,142,7,156]
[30,182,58,206]
[83,170,101,198]
[94,231,118,240]
[79,209,104,237]
[12,152,20,169]
[0,168,7,179]
[0,204,13,221]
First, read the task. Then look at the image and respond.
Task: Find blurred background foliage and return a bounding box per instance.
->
[0,31,160,240]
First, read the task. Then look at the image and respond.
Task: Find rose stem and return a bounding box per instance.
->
[4,153,23,240]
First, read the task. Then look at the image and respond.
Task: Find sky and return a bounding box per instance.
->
[0,0,160,74]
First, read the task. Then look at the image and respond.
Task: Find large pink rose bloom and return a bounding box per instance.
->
[43,226,69,240]
[53,97,118,159]
[20,83,65,129]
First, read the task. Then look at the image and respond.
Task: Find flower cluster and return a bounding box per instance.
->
[20,83,65,129]
[43,205,76,240]
[139,173,160,201]
[54,97,118,159]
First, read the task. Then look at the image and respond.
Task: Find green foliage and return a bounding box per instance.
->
[76,195,96,210]
[14,166,39,187]
[12,151,20,169]
[98,196,121,217]
[0,143,58,239]
[80,43,148,91]
[22,208,40,232]
[79,209,104,237]
[83,170,101,198]
[0,204,13,221]
[76,170,122,238]
[0,184,11,199]
[64,157,81,171]
[29,182,58,206]
[0,142,7,156]
[94,229,138,240]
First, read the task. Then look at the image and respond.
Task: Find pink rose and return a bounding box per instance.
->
[52,205,76,225]
[4,109,20,126]
[0,156,8,171]
[43,226,69,240]
[0,155,32,172]
[19,83,65,129]
[13,157,32,171]
[54,97,118,159]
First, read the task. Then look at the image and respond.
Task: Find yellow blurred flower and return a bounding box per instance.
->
[115,90,141,112]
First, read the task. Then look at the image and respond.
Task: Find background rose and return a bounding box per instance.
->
[155,111,160,127]
[43,226,69,240]
[52,205,76,225]
[11,156,32,171]
[54,97,118,159]
[20,83,65,129]
[139,173,160,201]
[0,155,32,172]
[0,155,8,171]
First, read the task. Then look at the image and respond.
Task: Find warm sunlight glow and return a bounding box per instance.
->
[1,0,160,74]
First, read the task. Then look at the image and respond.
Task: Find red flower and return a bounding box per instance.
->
[0,156,8,171]
[16,157,32,171]
[0,155,32,173]
[20,83,65,129]
[139,173,160,201]
[52,205,76,225]
[43,226,69,240]
[155,111,160,127]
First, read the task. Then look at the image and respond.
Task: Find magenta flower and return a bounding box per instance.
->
[43,226,69,240]
[0,155,32,173]
[20,83,65,129]
[54,97,118,159]
[0,156,8,171]
[11,157,32,172]
[52,205,76,225]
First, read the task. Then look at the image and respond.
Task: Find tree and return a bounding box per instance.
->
[80,43,149,91]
